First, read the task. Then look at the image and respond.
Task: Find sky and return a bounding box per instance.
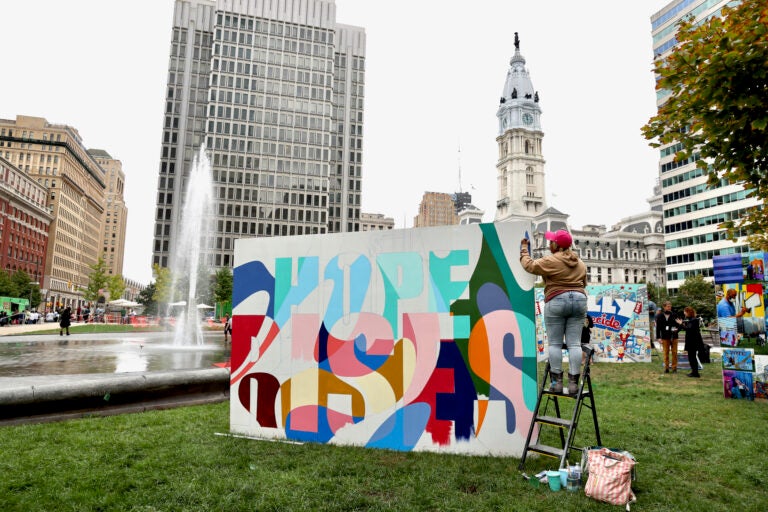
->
[0,0,674,284]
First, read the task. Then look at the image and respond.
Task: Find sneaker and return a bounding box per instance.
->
[664,368,669,373]
[687,373,700,378]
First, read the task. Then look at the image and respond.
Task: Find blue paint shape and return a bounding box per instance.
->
[233,260,274,317]
[366,403,431,451]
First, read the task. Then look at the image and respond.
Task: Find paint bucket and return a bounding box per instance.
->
[546,470,561,491]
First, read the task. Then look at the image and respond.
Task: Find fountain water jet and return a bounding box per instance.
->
[170,146,214,346]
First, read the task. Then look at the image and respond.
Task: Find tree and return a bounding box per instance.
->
[83,258,110,303]
[647,281,668,308]
[672,274,716,322]
[0,272,13,296]
[642,0,768,249]
[213,268,233,305]
[137,282,157,316]
[9,270,40,306]
[107,275,126,302]
[152,264,173,305]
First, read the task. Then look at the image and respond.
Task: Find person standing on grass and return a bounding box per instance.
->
[655,301,679,373]
[520,230,587,394]
[59,306,72,336]
[676,306,704,378]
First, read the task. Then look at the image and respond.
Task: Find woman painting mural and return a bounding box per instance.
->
[520,230,587,394]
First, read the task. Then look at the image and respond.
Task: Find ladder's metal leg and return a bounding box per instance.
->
[518,361,550,470]
[518,346,601,472]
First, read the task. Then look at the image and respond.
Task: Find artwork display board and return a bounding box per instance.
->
[229,222,539,456]
[536,284,651,363]
[714,252,767,402]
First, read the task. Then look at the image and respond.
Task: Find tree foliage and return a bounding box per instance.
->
[82,258,110,303]
[647,281,668,307]
[107,275,126,302]
[137,282,157,316]
[672,274,716,321]
[152,264,172,304]
[213,268,233,305]
[642,0,768,249]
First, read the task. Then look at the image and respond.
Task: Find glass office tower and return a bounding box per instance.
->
[651,0,757,291]
[152,0,364,270]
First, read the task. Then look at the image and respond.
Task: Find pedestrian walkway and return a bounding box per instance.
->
[0,321,82,337]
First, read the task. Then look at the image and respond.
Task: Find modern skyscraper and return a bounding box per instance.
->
[651,0,758,291]
[89,150,128,277]
[494,34,546,222]
[152,0,365,271]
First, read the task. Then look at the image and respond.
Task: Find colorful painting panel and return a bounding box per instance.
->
[229,222,539,456]
[536,284,651,363]
[721,348,754,372]
[722,370,755,401]
[716,283,767,356]
[754,356,768,401]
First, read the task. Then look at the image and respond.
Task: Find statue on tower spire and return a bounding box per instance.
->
[514,32,520,50]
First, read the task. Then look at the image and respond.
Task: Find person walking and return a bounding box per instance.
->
[59,305,72,336]
[520,230,587,394]
[223,314,233,342]
[655,301,679,373]
[676,306,704,378]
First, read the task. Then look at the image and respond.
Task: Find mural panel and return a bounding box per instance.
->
[536,284,651,363]
[714,252,768,402]
[229,222,539,455]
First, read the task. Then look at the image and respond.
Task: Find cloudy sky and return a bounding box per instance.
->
[0,0,673,283]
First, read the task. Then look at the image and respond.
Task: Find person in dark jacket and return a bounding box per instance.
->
[655,301,679,373]
[59,306,72,336]
[676,306,704,378]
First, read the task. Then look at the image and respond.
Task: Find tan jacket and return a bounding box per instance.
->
[520,247,587,302]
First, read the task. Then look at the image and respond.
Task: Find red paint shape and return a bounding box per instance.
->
[237,372,280,428]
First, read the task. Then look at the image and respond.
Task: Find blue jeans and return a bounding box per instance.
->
[544,291,588,375]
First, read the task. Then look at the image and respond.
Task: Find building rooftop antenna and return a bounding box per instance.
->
[457,141,463,193]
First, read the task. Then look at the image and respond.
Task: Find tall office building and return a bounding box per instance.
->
[152,0,365,271]
[0,115,106,308]
[413,192,459,228]
[651,0,758,291]
[89,150,128,276]
[494,35,546,222]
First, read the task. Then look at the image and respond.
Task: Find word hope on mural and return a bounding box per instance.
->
[228,223,539,456]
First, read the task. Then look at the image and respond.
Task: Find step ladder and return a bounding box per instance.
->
[518,346,601,471]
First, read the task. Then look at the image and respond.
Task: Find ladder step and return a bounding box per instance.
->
[528,444,564,458]
[536,415,572,428]
[543,390,591,398]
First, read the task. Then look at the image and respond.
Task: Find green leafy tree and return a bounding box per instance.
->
[152,264,173,306]
[107,275,126,302]
[5,270,41,308]
[647,281,669,308]
[642,0,768,249]
[672,274,716,322]
[83,258,110,303]
[0,272,13,296]
[9,270,40,306]
[137,282,157,316]
[213,268,233,305]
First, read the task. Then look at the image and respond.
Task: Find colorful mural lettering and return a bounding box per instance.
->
[536,284,651,364]
[714,252,767,402]
[229,222,539,455]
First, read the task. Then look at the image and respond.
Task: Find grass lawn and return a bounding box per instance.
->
[1,353,766,511]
